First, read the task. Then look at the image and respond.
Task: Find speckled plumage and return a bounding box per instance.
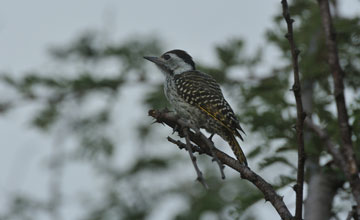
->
[145,50,247,165]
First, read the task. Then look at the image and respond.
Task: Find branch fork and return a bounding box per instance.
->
[149,109,294,220]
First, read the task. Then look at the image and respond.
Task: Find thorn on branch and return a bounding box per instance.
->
[293,184,298,192]
[292,84,300,93]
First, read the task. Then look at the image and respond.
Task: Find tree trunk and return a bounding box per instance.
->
[305,169,339,220]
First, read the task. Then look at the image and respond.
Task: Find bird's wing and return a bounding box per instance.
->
[174,71,245,140]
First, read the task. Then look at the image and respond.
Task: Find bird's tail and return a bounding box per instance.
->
[228,133,248,166]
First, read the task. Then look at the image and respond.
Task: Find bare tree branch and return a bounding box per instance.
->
[183,127,209,189]
[197,130,226,179]
[149,109,294,220]
[281,1,306,219]
[317,0,360,215]
[162,109,226,179]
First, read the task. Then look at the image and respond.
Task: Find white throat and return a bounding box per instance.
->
[172,63,193,75]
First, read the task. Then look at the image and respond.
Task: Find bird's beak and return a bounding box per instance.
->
[143,56,164,66]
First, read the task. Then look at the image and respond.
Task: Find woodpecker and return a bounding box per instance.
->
[144,49,247,166]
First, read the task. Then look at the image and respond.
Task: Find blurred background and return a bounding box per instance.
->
[0,0,360,219]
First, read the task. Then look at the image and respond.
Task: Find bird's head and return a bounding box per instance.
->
[144,49,195,76]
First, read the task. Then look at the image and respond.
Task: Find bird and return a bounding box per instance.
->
[144,49,247,166]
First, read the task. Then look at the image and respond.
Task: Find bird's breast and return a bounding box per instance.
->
[164,77,201,120]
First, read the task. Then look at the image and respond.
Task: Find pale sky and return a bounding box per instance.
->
[0,1,359,219]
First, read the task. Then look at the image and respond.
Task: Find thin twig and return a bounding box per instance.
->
[196,131,226,179]
[188,125,226,179]
[155,109,225,179]
[281,1,306,219]
[318,0,360,216]
[183,128,209,189]
[181,124,225,179]
[149,109,294,220]
[168,136,205,154]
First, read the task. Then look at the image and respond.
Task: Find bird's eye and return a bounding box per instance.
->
[163,54,171,60]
